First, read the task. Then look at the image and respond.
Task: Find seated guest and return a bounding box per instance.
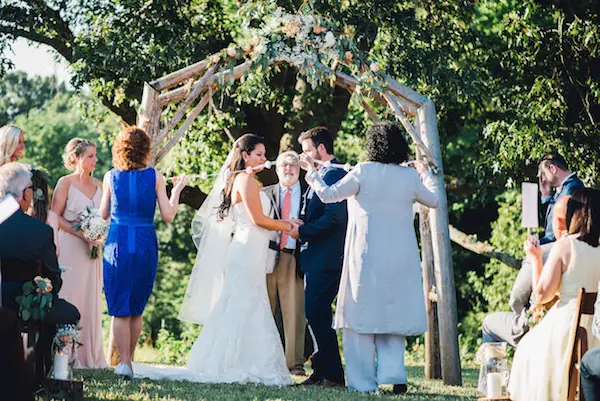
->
[509,188,600,401]
[482,195,571,346]
[0,162,80,383]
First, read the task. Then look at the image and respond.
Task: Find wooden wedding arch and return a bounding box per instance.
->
[135,8,462,386]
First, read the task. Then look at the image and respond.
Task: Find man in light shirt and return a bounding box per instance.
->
[262,151,307,376]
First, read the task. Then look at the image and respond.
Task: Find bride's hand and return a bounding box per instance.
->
[299,154,315,172]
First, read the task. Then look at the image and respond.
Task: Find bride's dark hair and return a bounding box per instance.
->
[217,133,265,220]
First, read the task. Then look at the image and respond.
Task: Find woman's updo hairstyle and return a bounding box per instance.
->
[63,138,96,170]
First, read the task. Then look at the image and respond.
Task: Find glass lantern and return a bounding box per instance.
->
[477,342,510,398]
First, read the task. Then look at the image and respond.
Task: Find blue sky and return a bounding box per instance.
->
[7,38,71,82]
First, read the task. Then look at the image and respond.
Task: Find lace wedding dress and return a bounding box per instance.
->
[134,201,292,386]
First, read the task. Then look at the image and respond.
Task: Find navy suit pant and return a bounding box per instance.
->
[305,268,344,384]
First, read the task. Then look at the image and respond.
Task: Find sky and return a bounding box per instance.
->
[6,38,71,83]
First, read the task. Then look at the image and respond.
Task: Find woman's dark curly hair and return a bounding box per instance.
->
[366,121,410,164]
[113,126,151,170]
[217,134,265,220]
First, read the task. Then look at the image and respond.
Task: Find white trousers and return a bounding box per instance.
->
[343,329,407,392]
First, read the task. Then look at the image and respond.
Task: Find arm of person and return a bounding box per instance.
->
[99,172,111,220]
[531,237,570,304]
[305,167,360,204]
[47,210,60,256]
[51,177,82,237]
[238,173,292,232]
[40,225,62,294]
[414,170,440,209]
[298,168,348,242]
[156,170,187,223]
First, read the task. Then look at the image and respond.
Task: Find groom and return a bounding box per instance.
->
[290,127,347,387]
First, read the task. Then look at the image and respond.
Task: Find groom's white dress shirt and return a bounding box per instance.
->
[280,182,301,250]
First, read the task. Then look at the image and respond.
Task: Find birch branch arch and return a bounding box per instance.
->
[136,2,462,386]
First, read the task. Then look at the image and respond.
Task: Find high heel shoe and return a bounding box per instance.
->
[114,363,134,382]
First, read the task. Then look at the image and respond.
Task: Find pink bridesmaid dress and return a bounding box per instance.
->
[58,185,108,368]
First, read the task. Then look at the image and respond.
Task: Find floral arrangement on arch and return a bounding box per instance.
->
[212,0,386,97]
[16,276,54,322]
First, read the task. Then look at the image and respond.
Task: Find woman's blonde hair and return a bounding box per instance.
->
[63,138,96,170]
[0,125,23,167]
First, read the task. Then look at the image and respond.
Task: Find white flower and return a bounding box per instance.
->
[323,32,336,48]
[254,44,267,54]
[226,47,237,58]
[264,161,273,169]
[199,171,208,180]
[245,166,254,174]
[344,163,352,172]
[370,62,380,72]
[224,168,232,178]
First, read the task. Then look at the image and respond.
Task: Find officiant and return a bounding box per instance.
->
[262,151,307,376]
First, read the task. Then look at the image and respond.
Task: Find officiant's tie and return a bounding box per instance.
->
[280,187,291,250]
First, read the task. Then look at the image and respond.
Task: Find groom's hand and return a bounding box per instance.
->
[289,223,300,240]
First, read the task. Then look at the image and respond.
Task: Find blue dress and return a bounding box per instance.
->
[103,168,157,317]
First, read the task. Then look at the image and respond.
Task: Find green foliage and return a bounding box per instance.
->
[155,326,201,365]
[460,189,526,352]
[16,279,53,323]
[15,92,118,186]
[0,71,68,126]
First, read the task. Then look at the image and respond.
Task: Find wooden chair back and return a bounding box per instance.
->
[0,258,45,387]
[566,288,597,401]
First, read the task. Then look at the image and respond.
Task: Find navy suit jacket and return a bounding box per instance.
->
[298,159,348,273]
[540,173,584,244]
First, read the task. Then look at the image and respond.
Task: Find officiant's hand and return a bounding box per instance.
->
[524,237,542,260]
[538,175,551,198]
[299,154,316,172]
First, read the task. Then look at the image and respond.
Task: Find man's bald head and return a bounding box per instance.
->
[553,195,571,239]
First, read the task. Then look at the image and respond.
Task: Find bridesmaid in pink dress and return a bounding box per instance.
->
[51,138,108,368]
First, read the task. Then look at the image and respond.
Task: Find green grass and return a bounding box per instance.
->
[72,364,480,401]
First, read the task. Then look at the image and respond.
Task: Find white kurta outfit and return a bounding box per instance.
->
[305,162,439,391]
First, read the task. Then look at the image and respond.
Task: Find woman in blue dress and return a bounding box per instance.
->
[100,126,187,380]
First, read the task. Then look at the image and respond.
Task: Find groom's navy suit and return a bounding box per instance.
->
[299,159,347,384]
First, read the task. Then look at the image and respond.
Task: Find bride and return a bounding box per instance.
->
[134,134,296,385]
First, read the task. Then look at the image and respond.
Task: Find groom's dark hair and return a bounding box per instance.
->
[298,126,334,155]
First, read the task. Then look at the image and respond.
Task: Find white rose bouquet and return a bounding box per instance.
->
[73,206,110,259]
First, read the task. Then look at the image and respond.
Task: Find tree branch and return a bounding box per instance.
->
[449,225,522,269]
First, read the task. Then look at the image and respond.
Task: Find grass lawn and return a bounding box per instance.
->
[73,364,481,401]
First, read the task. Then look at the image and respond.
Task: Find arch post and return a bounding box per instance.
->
[418,100,462,385]
[138,82,162,166]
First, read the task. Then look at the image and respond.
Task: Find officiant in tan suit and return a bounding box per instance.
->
[262,151,307,376]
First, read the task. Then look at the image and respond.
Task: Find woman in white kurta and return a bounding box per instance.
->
[299,121,439,394]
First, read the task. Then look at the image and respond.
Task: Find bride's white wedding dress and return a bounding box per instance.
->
[134,201,292,385]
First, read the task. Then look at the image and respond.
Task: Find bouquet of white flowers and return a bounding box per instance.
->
[73,206,109,259]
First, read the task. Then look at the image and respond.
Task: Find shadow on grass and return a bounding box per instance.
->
[76,365,480,401]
